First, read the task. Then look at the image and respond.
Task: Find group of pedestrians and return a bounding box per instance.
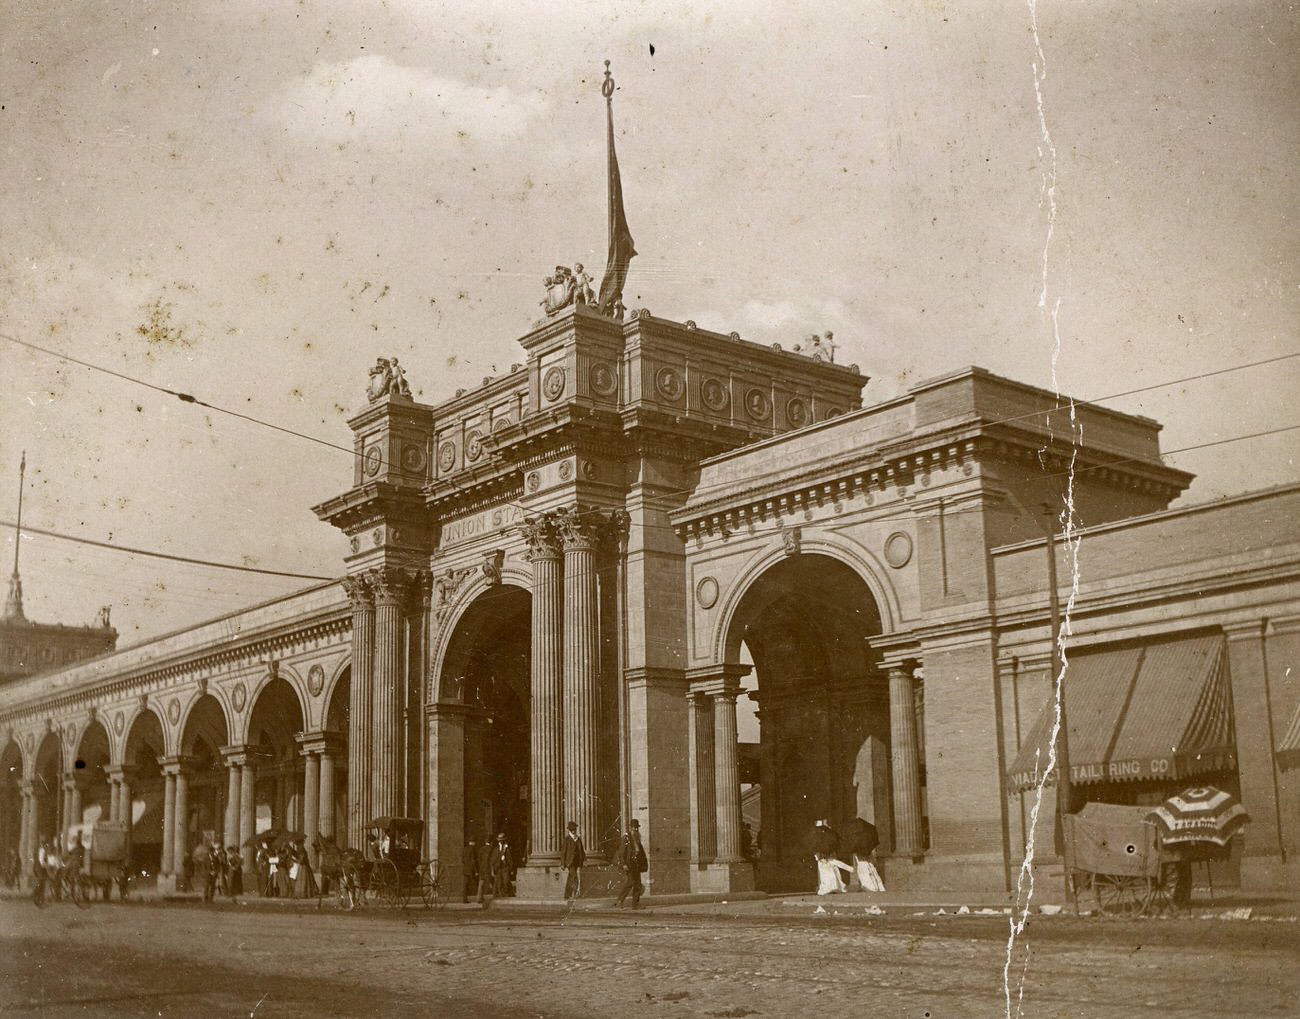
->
[462,831,515,905]
[812,818,885,896]
[252,836,317,899]
[194,843,245,902]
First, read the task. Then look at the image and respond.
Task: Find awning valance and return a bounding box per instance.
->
[1007,634,1234,794]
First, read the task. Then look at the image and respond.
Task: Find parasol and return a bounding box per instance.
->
[1146,785,1251,848]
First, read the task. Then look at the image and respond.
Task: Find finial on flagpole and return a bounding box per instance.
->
[602,59,615,102]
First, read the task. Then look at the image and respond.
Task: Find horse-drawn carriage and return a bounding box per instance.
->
[317,816,446,911]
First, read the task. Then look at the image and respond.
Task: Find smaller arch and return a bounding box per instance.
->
[240,668,310,744]
[711,533,901,665]
[431,565,532,701]
[118,705,168,768]
[320,654,352,724]
[178,693,231,756]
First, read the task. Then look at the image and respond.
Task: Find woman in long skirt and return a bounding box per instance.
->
[812,819,853,895]
[225,847,243,899]
[291,838,318,898]
[847,818,886,893]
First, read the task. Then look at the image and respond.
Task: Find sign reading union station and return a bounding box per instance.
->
[440,505,522,548]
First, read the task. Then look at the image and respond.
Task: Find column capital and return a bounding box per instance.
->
[297,730,346,757]
[686,663,752,698]
[341,572,374,609]
[624,666,688,694]
[554,504,608,551]
[105,764,137,782]
[368,565,413,606]
[520,512,563,560]
[18,778,37,797]
[1223,619,1268,643]
[884,659,920,680]
[158,754,195,776]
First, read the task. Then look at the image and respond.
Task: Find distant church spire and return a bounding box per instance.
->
[5,451,25,620]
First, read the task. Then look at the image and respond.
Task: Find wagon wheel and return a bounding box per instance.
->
[73,873,95,910]
[420,862,448,910]
[1146,863,1182,916]
[1092,872,1145,916]
[337,872,357,911]
[376,859,404,908]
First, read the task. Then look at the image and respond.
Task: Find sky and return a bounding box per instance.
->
[2,0,1297,643]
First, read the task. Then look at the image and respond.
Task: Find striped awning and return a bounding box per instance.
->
[1007,634,1234,794]
[1278,701,1300,767]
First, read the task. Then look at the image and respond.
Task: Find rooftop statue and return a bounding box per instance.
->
[367,356,412,403]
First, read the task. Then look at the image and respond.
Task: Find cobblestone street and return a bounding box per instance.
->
[2,899,1296,1018]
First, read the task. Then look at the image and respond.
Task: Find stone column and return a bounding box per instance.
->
[522,512,564,864]
[18,781,33,881]
[318,748,336,839]
[67,775,84,839]
[239,754,257,875]
[343,573,375,848]
[173,764,190,872]
[160,767,177,876]
[370,567,409,820]
[118,769,133,830]
[889,663,924,856]
[557,506,604,859]
[713,687,744,863]
[687,692,717,865]
[301,744,320,865]
[223,757,241,848]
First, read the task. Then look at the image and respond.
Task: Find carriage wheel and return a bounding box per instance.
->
[377,859,404,909]
[338,874,357,912]
[1092,873,1145,916]
[1146,863,1182,916]
[420,862,448,910]
[72,874,94,910]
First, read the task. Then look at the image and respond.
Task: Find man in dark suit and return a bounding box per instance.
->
[615,819,648,909]
[492,833,514,899]
[561,820,586,900]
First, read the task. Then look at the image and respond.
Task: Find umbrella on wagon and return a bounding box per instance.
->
[1146,785,1251,848]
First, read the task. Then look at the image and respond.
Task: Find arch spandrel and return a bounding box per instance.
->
[239,666,310,745]
[707,533,901,666]
[430,566,532,703]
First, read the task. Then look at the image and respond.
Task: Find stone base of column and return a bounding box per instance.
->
[155,873,182,896]
[690,861,756,895]
[514,862,565,900]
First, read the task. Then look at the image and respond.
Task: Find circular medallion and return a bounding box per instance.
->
[526,472,541,493]
[363,446,382,477]
[400,444,425,472]
[492,416,512,433]
[744,388,771,421]
[114,711,124,736]
[581,460,597,480]
[590,362,617,397]
[701,378,729,412]
[655,367,684,401]
[232,683,247,712]
[372,527,383,548]
[884,531,914,569]
[349,536,360,553]
[786,398,809,427]
[696,576,719,610]
[825,407,845,419]
[542,366,566,402]
[308,664,325,697]
[167,699,181,725]
[437,442,456,472]
[558,461,573,482]
[465,430,484,463]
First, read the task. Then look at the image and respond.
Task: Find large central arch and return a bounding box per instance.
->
[438,584,532,856]
[724,553,890,891]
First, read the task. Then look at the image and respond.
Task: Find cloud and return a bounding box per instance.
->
[265,55,548,146]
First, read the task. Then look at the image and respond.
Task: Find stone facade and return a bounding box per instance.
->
[2,306,1298,897]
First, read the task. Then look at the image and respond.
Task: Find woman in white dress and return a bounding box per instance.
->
[847,818,885,893]
[812,820,853,895]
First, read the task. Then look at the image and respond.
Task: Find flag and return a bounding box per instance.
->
[597,92,636,317]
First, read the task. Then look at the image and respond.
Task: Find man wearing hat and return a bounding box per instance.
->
[492,832,514,899]
[614,819,648,909]
[561,820,586,900]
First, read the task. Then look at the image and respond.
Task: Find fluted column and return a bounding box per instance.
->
[224,757,241,847]
[557,506,604,859]
[370,567,409,820]
[318,746,336,839]
[889,663,924,856]
[118,770,133,829]
[18,782,34,879]
[522,513,564,863]
[66,774,84,840]
[160,767,177,875]
[301,743,320,865]
[343,574,375,847]
[173,763,190,869]
[713,688,744,863]
[238,754,256,874]
[688,692,717,864]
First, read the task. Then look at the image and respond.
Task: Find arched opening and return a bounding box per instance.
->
[179,694,231,850]
[32,733,62,853]
[439,585,531,854]
[725,554,887,892]
[0,740,23,883]
[247,677,306,836]
[73,719,113,831]
[323,666,350,843]
[123,709,166,876]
